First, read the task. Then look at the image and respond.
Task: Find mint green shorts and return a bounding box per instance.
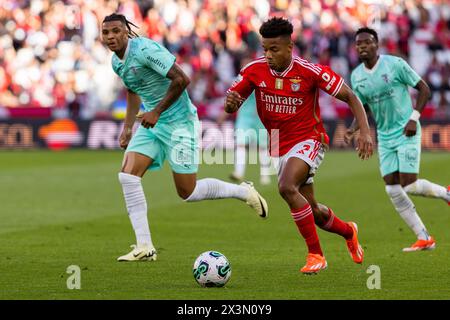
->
[126,117,199,174]
[235,115,268,147]
[378,133,421,177]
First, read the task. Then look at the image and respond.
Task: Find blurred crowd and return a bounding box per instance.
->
[1,0,450,119]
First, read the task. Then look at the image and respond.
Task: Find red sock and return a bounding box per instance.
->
[291,204,323,256]
[319,207,353,240]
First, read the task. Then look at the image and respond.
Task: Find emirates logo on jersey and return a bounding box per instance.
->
[260,91,303,115]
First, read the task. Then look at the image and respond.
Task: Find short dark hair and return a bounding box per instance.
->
[259,17,293,39]
[355,27,378,43]
[103,13,139,38]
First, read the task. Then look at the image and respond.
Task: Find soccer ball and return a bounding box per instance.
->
[193,251,232,287]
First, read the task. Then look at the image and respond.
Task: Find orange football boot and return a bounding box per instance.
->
[403,237,436,252]
[346,222,364,264]
[300,253,328,275]
[447,186,449,206]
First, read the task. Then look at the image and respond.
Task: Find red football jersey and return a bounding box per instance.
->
[228,56,345,156]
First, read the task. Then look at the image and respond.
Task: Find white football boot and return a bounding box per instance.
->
[240,181,268,219]
[117,244,157,262]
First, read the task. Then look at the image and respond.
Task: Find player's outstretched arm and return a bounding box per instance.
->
[140,63,190,128]
[120,89,142,149]
[335,83,373,160]
[403,79,431,137]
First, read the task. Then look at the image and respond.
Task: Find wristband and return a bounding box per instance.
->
[410,110,420,122]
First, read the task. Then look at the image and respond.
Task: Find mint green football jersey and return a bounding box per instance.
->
[350,55,421,142]
[238,92,257,118]
[111,37,197,123]
[236,91,265,130]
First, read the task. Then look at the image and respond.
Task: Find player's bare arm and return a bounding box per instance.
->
[140,63,190,128]
[344,118,358,145]
[344,106,372,144]
[216,110,230,126]
[120,89,142,149]
[403,79,431,137]
[335,83,373,160]
[224,91,244,113]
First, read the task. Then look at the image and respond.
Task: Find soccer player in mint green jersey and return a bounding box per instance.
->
[218,91,272,185]
[101,14,268,262]
[346,27,450,252]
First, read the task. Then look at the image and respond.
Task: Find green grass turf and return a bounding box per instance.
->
[0,150,449,300]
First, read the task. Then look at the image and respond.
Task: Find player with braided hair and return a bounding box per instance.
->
[101,14,269,262]
[103,13,140,38]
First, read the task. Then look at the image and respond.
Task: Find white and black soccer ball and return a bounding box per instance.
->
[193,251,232,287]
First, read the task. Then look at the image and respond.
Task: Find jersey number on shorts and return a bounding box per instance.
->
[297,142,320,161]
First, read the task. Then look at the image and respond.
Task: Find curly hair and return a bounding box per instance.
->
[355,27,378,43]
[259,17,293,39]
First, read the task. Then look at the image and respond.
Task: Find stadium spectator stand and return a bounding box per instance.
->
[0,0,449,120]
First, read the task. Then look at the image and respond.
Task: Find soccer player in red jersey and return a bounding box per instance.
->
[225,17,374,274]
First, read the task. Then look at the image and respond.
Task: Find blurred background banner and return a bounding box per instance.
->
[1,119,449,151]
[1,0,449,149]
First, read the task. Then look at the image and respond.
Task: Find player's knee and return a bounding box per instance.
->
[385,184,413,212]
[177,186,195,200]
[400,178,417,188]
[402,179,420,193]
[385,184,403,197]
[278,182,298,201]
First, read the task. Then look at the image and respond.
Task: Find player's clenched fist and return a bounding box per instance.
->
[225,91,244,113]
[141,110,160,129]
[403,120,417,137]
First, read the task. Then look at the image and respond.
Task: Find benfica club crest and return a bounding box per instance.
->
[290,79,301,92]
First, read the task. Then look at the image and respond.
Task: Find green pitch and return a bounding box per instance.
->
[0,150,449,300]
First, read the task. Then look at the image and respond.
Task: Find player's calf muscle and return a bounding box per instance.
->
[311,204,330,226]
